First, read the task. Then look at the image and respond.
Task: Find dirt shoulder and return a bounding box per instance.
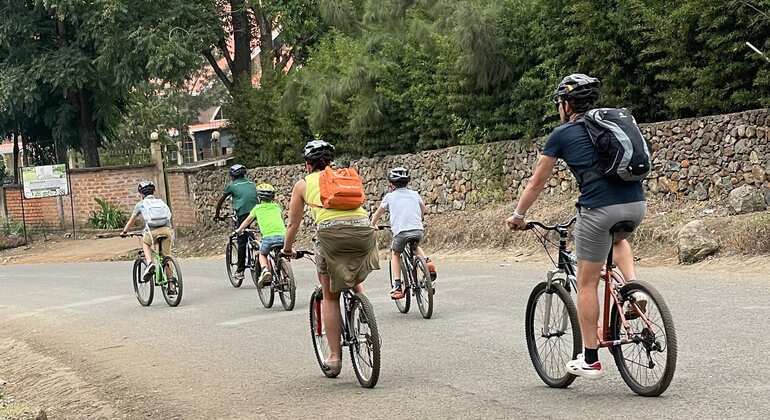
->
[2,195,768,269]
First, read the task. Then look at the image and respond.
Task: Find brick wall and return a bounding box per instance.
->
[64,165,158,226]
[167,171,197,227]
[3,185,61,227]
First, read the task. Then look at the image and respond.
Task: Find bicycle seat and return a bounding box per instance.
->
[610,221,636,234]
[269,243,283,252]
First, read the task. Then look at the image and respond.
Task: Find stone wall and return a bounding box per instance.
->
[169,108,770,227]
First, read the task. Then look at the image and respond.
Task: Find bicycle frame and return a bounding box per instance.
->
[399,243,419,289]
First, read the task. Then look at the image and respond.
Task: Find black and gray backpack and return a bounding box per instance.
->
[582,108,652,184]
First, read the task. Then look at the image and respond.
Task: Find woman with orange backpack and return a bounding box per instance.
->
[282,139,380,376]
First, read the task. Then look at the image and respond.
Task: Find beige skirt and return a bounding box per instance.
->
[315,223,380,293]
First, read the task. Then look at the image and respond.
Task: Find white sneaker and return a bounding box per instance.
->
[142,263,156,282]
[566,353,605,379]
[258,270,273,287]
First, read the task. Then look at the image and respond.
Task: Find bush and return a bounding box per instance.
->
[88,198,128,229]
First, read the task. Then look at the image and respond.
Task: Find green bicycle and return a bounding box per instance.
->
[125,232,184,307]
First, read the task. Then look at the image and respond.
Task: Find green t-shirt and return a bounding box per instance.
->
[224,179,257,217]
[249,202,286,237]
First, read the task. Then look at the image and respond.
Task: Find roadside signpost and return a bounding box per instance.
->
[19,164,75,242]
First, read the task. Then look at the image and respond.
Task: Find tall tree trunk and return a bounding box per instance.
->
[12,131,20,184]
[230,0,252,87]
[252,2,275,85]
[76,89,100,167]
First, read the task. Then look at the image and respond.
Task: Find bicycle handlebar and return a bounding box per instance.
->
[281,250,315,259]
[376,225,391,231]
[526,216,577,231]
[121,231,144,238]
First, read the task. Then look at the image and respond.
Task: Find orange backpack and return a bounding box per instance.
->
[315,167,366,210]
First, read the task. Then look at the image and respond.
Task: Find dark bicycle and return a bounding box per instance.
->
[294,251,381,388]
[222,214,261,288]
[378,226,434,319]
[523,217,677,396]
[255,244,297,311]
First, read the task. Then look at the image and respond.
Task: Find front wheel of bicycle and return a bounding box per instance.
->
[225,238,242,288]
[525,282,581,388]
[414,257,434,319]
[390,259,410,313]
[132,257,153,306]
[349,293,381,388]
[611,280,677,397]
[309,287,339,378]
[278,260,296,311]
[161,256,183,307]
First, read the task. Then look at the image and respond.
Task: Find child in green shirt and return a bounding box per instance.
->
[235,183,287,287]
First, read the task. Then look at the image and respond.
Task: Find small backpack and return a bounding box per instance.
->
[316,167,366,210]
[583,108,652,184]
[142,197,172,228]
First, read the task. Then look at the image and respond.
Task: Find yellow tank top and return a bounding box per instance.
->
[304,172,368,224]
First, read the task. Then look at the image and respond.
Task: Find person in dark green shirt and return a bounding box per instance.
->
[235,183,287,287]
[215,164,257,281]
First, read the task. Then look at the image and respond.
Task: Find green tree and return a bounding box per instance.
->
[0,0,218,167]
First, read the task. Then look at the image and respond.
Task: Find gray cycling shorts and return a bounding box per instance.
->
[391,229,424,253]
[574,201,646,263]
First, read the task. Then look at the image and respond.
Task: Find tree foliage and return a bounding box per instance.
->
[238,0,769,165]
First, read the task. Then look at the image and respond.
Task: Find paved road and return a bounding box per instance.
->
[0,257,768,419]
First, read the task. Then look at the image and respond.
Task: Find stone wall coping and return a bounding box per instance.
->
[68,163,155,174]
[166,156,235,173]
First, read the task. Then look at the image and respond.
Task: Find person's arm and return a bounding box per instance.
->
[507,155,557,229]
[235,214,255,234]
[371,206,386,227]
[121,214,137,236]
[419,197,427,219]
[282,179,306,255]
[214,194,228,221]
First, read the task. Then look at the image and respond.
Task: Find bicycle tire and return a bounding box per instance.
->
[278,260,296,311]
[161,256,183,307]
[525,282,581,388]
[132,257,153,306]
[391,257,410,313]
[226,238,242,288]
[309,287,339,378]
[250,239,261,288]
[610,280,677,397]
[414,257,434,319]
[257,254,275,308]
[349,293,381,388]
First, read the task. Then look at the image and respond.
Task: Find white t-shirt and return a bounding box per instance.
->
[380,188,424,235]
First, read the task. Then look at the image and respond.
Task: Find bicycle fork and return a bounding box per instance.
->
[542,269,570,337]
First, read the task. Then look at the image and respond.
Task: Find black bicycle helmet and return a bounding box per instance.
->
[138,181,155,196]
[303,139,335,162]
[229,164,247,178]
[388,167,410,183]
[256,183,276,201]
[553,73,600,104]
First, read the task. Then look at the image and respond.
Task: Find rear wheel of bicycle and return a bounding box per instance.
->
[309,287,339,378]
[414,257,434,319]
[257,254,275,308]
[161,256,183,307]
[611,280,677,397]
[278,260,296,311]
[132,257,153,306]
[349,293,381,388]
[225,238,242,288]
[390,258,410,313]
[525,282,581,388]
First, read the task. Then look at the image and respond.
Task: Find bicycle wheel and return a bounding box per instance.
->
[309,287,339,378]
[611,280,677,397]
[132,256,153,306]
[349,293,381,388]
[414,257,434,319]
[161,256,184,307]
[249,239,261,288]
[226,238,242,288]
[257,255,275,308]
[278,260,296,311]
[390,258,410,313]
[525,282,581,388]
